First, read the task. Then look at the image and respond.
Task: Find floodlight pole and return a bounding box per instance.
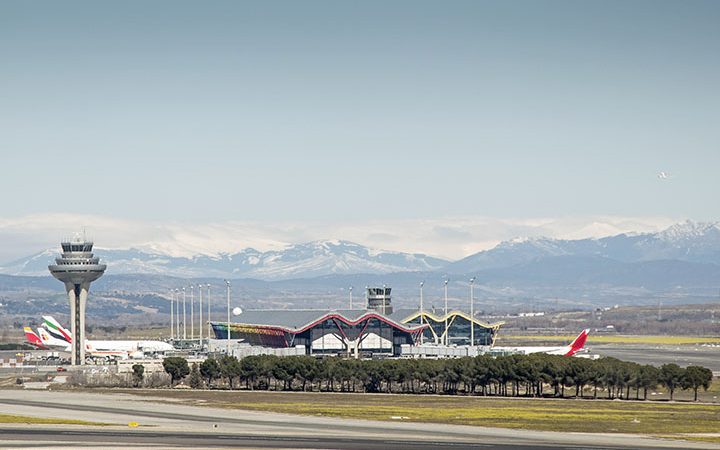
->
[182,287,187,340]
[470,277,475,346]
[197,284,203,342]
[349,286,353,309]
[190,284,194,340]
[225,280,231,355]
[207,284,211,339]
[175,289,180,338]
[419,281,424,345]
[169,289,174,341]
[444,278,449,345]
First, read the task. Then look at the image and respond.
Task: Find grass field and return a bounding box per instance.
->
[497,334,720,345]
[119,389,720,437]
[0,413,111,426]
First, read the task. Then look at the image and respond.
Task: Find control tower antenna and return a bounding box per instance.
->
[48,235,106,365]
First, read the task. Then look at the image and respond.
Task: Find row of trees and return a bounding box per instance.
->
[160,354,713,401]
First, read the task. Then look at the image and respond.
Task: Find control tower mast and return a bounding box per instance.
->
[48,235,106,365]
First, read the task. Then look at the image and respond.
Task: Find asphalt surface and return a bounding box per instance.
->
[1,390,718,449]
[590,343,720,373]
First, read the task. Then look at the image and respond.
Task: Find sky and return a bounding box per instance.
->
[0,1,718,261]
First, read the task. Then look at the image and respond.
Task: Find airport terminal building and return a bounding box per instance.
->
[395,309,502,347]
[211,287,504,356]
[212,309,425,357]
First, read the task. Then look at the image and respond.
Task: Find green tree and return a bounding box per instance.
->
[334,359,355,392]
[566,358,593,398]
[273,357,299,390]
[239,356,262,389]
[189,362,203,389]
[163,357,190,385]
[683,366,713,401]
[659,363,685,401]
[200,358,221,388]
[471,355,494,396]
[131,364,144,388]
[637,365,659,400]
[295,356,319,391]
[362,360,382,393]
[219,355,242,389]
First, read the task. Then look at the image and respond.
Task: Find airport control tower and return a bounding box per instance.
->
[48,236,106,365]
[366,286,393,315]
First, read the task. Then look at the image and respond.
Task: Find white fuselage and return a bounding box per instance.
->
[88,340,174,353]
[493,345,574,356]
[493,329,590,357]
[36,327,173,357]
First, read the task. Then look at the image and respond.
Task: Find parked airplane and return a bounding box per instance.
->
[42,316,72,343]
[24,316,174,359]
[493,329,590,357]
[31,326,127,358]
[23,327,48,350]
[36,327,71,350]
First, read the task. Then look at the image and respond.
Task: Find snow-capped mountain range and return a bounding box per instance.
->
[2,221,720,281]
[447,220,720,273]
[0,240,449,280]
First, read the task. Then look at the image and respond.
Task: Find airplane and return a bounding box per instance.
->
[42,316,72,343]
[42,315,174,353]
[493,329,590,357]
[33,327,132,359]
[36,327,72,350]
[24,316,174,359]
[24,327,48,350]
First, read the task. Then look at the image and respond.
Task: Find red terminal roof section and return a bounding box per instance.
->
[231,311,429,336]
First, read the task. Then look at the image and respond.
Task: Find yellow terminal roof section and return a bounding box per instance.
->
[398,310,504,346]
[399,310,505,330]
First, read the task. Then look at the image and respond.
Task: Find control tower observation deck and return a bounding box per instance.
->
[48,237,106,365]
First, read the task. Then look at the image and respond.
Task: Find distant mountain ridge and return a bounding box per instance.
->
[448,220,720,273]
[0,240,449,280]
[2,221,720,282]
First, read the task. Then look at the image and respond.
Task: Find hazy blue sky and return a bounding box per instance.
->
[1,1,718,257]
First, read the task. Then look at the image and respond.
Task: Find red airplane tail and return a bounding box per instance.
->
[564,329,590,356]
[24,327,48,349]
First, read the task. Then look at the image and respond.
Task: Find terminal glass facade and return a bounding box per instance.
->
[404,312,500,346]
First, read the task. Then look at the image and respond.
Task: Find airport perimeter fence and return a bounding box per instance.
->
[157,353,713,401]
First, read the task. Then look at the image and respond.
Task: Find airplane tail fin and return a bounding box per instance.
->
[24,327,47,349]
[564,329,590,356]
[37,327,53,345]
[42,315,72,343]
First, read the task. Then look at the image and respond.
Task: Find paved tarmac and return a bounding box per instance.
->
[1,390,718,449]
[590,343,720,373]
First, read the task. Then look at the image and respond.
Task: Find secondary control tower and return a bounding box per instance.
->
[48,236,106,365]
[366,286,393,315]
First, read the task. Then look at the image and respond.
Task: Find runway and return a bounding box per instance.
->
[1,390,718,449]
[590,343,720,373]
[0,428,527,449]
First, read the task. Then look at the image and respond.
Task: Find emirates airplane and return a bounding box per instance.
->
[493,329,590,357]
[24,316,173,359]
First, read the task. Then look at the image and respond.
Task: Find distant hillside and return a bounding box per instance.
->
[0,240,449,280]
[1,221,720,303]
[448,221,720,273]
